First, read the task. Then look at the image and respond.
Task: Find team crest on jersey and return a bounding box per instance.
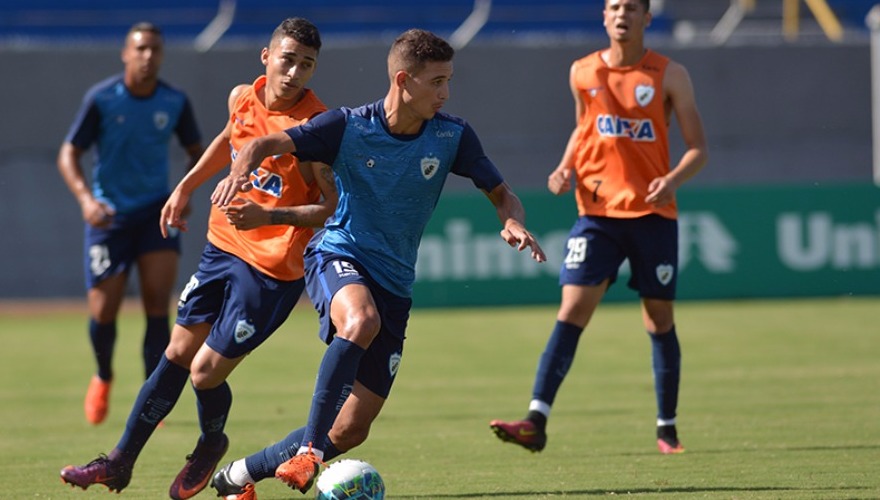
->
[635,84,655,107]
[234,319,256,343]
[421,155,440,180]
[153,111,169,130]
[656,263,674,286]
[388,352,401,377]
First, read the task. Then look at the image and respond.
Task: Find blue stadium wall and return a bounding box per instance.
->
[0,16,875,302]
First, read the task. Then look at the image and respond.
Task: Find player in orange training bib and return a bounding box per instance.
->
[61,18,336,500]
[491,0,708,456]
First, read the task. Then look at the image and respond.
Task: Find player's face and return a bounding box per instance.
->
[262,36,319,105]
[402,60,453,120]
[603,0,651,42]
[122,30,163,83]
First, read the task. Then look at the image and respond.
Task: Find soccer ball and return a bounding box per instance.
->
[315,459,385,500]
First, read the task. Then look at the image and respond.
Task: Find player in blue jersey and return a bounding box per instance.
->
[57,22,203,426]
[206,28,547,498]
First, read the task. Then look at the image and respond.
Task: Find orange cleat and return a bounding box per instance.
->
[275,445,325,494]
[84,375,111,425]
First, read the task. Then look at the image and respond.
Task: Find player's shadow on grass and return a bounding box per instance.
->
[408,485,873,498]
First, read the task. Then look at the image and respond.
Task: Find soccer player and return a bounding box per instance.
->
[57,22,203,426]
[207,28,546,499]
[489,0,708,455]
[60,18,335,500]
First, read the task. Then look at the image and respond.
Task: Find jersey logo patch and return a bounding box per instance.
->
[656,263,674,285]
[234,319,256,343]
[421,155,440,180]
[635,84,655,107]
[596,114,656,141]
[154,111,169,130]
[388,352,401,377]
[250,167,283,198]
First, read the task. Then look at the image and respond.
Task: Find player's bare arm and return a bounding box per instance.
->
[161,110,239,235]
[646,61,708,207]
[161,132,231,236]
[161,84,249,236]
[548,62,585,196]
[177,143,204,221]
[211,130,296,207]
[485,182,546,262]
[57,142,116,228]
[224,162,337,230]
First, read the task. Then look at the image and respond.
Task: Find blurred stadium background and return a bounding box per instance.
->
[1,0,878,304]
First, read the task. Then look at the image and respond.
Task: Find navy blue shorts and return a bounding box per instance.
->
[559,214,678,300]
[176,243,305,359]
[83,200,180,289]
[304,244,411,399]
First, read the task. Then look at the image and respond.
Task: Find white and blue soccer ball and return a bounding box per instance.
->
[315,459,385,500]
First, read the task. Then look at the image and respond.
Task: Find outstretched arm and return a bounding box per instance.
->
[222,161,338,230]
[211,131,296,207]
[161,84,248,237]
[484,182,546,263]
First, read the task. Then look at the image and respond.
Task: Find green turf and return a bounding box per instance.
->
[1,297,878,499]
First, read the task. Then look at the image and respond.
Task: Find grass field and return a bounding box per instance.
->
[1,296,878,499]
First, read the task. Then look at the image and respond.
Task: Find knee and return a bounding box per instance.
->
[330,422,371,452]
[642,301,674,334]
[164,338,196,369]
[188,352,230,389]
[337,309,381,345]
[646,316,675,335]
[189,367,213,390]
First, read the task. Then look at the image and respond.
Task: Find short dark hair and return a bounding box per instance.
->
[271,17,321,53]
[388,29,454,75]
[607,0,650,10]
[127,22,162,39]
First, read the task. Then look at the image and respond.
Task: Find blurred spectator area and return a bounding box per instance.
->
[2,0,875,48]
[1,0,672,46]
[665,0,876,44]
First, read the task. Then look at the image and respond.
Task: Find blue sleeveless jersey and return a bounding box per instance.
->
[65,74,201,214]
[287,100,503,297]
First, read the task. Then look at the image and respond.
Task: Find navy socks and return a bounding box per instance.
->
[88,315,170,382]
[531,321,584,406]
[89,319,116,381]
[195,381,232,446]
[115,355,189,458]
[302,337,365,450]
[649,326,681,421]
[143,316,170,379]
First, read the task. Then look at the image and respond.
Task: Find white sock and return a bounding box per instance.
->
[297,445,325,460]
[657,418,676,427]
[228,459,254,486]
[528,399,551,418]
